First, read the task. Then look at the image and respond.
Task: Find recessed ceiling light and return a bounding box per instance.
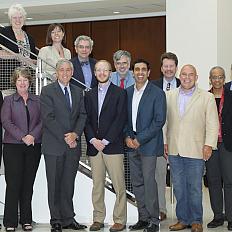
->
[26,17,33,20]
[113,11,120,14]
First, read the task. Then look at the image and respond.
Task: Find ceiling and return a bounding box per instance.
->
[0,0,166,26]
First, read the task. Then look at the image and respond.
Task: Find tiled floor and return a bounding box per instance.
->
[0,186,230,231]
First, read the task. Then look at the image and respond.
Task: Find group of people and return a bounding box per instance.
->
[0,3,232,232]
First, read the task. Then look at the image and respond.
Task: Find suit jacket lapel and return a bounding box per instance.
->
[100,84,113,114]
[76,58,85,84]
[54,81,71,112]
[137,83,150,118]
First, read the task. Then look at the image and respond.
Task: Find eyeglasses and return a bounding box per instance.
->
[116,61,128,66]
[210,76,225,80]
[95,69,111,73]
[77,45,90,50]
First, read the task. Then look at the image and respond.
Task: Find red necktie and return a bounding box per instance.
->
[120,79,125,89]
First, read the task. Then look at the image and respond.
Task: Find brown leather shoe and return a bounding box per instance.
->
[169,222,188,231]
[160,212,167,221]
[89,222,104,231]
[109,223,126,232]
[191,223,203,232]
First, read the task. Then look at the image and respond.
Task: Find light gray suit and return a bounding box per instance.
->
[40,81,86,226]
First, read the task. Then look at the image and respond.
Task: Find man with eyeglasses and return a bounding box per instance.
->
[164,64,219,232]
[110,50,135,89]
[85,60,127,232]
[70,35,97,90]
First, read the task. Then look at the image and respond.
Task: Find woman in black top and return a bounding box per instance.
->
[206,66,232,231]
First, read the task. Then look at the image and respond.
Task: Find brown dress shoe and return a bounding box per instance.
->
[160,212,167,221]
[89,222,104,231]
[169,222,188,231]
[109,223,126,232]
[191,223,203,232]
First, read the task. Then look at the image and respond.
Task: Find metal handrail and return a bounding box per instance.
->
[0,30,91,91]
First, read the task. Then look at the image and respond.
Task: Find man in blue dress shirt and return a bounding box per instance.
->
[110,50,134,89]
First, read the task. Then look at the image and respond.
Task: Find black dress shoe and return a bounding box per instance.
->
[63,220,87,230]
[228,221,232,231]
[143,223,159,232]
[207,218,224,228]
[129,220,149,231]
[51,223,62,232]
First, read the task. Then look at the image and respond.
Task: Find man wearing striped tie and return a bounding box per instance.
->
[151,52,180,221]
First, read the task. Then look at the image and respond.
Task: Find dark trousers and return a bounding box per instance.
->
[129,151,159,225]
[3,143,41,227]
[44,153,80,226]
[206,142,232,222]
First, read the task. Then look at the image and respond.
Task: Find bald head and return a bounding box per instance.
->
[179,64,198,91]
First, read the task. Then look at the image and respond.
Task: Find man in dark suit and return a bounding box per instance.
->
[151,52,180,221]
[40,59,87,232]
[225,81,232,90]
[126,59,166,232]
[70,35,97,90]
[85,60,127,232]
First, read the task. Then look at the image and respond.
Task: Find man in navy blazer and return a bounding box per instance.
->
[151,52,180,221]
[85,60,127,232]
[70,35,97,90]
[125,59,166,232]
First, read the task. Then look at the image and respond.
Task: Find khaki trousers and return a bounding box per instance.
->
[89,152,127,224]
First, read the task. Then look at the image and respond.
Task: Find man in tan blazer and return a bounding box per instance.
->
[164,64,219,232]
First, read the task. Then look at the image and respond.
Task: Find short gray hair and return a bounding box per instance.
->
[56,59,74,71]
[209,66,225,77]
[74,35,94,50]
[8,4,27,21]
[113,50,131,62]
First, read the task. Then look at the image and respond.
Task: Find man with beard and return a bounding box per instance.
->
[110,50,134,89]
[85,60,127,232]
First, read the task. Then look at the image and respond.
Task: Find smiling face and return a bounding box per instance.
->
[11,11,24,30]
[210,68,225,90]
[114,55,130,77]
[133,62,150,86]
[161,58,178,81]
[16,75,29,94]
[94,61,111,84]
[51,26,64,44]
[56,62,73,86]
[75,40,92,60]
[179,65,198,91]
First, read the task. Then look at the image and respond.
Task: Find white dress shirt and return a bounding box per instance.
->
[132,80,148,132]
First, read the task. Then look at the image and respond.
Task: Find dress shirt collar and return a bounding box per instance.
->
[98,80,111,92]
[58,80,71,93]
[163,77,177,89]
[134,80,148,93]
[179,85,196,96]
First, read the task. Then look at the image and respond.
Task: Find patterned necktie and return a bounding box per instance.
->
[166,82,171,91]
[120,78,125,89]
[64,87,71,110]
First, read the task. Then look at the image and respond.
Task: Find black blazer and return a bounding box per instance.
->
[85,83,127,156]
[70,56,97,89]
[151,77,181,89]
[221,88,232,151]
[225,81,231,91]
[0,26,37,58]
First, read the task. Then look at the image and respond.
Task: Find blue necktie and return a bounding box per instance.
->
[64,87,71,110]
